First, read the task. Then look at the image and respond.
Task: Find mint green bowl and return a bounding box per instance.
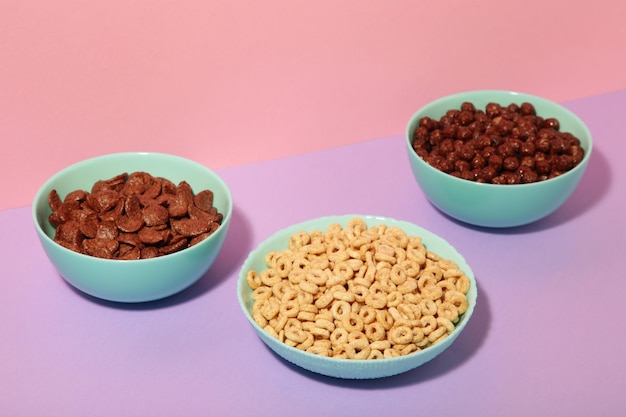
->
[237,215,477,379]
[32,152,233,303]
[405,90,593,228]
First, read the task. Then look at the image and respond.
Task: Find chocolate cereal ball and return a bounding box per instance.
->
[412,102,585,184]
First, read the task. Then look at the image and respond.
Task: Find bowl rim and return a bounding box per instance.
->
[404,89,594,189]
[237,214,478,371]
[31,151,233,264]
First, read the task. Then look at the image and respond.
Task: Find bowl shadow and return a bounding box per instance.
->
[262,279,491,388]
[439,146,610,234]
[70,206,253,310]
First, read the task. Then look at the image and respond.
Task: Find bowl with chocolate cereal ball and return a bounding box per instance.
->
[32,152,232,303]
[406,90,593,227]
[237,215,477,379]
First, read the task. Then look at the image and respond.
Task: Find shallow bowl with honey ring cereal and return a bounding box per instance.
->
[32,152,233,303]
[405,90,593,228]
[237,215,477,379]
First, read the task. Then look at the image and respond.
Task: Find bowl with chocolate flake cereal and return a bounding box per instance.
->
[32,152,233,303]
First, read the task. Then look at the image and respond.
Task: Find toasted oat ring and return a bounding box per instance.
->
[308,255,329,270]
[329,328,349,346]
[406,238,426,263]
[374,242,397,264]
[332,262,354,282]
[437,278,457,294]
[422,265,443,281]
[389,325,413,345]
[348,331,369,349]
[326,274,347,288]
[297,332,315,350]
[261,268,282,286]
[324,223,343,241]
[263,324,279,339]
[419,298,438,316]
[419,315,437,335]
[443,268,464,279]
[298,279,319,295]
[383,226,409,248]
[260,299,279,321]
[400,259,421,278]
[333,288,356,303]
[288,231,310,251]
[274,254,293,278]
[367,349,384,360]
[365,291,387,309]
[421,284,443,301]
[347,217,367,235]
[445,290,469,314]
[304,242,326,255]
[370,340,391,351]
[358,305,377,324]
[285,327,307,344]
[375,265,392,282]
[412,327,425,344]
[364,322,386,342]
[455,275,471,293]
[253,311,268,327]
[376,309,394,330]
[383,348,400,359]
[342,312,364,333]
[386,290,403,308]
[301,303,318,314]
[310,326,330,339]
[306,345,331,356]
[271,281,292,300]
[350,284,368,303]
[397,277,418,294]
[390,264,407,285]
[417,272,438,291]
[438,301,459,322]
[307,268,328,286]
[273,314,288,332]
[437,258,458,271]
[264,251,282,269]
[297,291,314,305]
[399,344,418,356]
[314,291,334,309]
[402,292,422,305]
[252,286,272,301]
[326,238,348,260]
[428,325,448,343]
[332,344,349,358]
[330,300,352,320]
[315,318,335,333]
[287,268,307,285]
[350,301,361,314]
[436,317,455,334]
[279,299,300,318]
[246,270,262,289]
[297,310,316,322]
[346,344,371,360]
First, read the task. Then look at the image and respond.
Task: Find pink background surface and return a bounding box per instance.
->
[1,0,626,211]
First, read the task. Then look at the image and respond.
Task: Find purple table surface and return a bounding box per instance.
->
[2,90,625,417]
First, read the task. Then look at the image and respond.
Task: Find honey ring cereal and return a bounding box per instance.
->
[245,217,472,362]
[261,268,282,287]
[330,300,352,320]
[246,270,262,289]
[330,328,349,346]
[342,312,365,333]
[389,325,413,345]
